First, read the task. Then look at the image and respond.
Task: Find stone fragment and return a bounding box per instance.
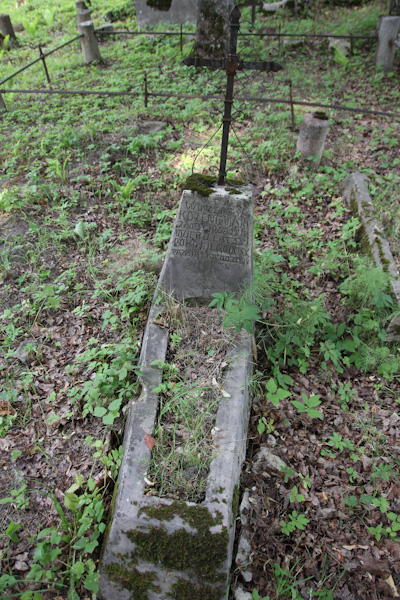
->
[14,340,36,365]
[263,0,287,11]
[328,37,351,55]
[253,447,286,473]
[234,584,253,600]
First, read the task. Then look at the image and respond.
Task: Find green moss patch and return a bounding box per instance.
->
[127,502,227,582]
[105,562,160,598]
[184,173,247,196]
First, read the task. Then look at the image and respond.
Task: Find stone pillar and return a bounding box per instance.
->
[78,20,102,64]
[75,1,87,11]
[77,9,91,24]
[376,16,400,73]
[195,0,234,58]
[0,14,16,40]
[296,112,329,166]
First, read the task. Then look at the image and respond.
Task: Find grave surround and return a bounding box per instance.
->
[99,185,254,599]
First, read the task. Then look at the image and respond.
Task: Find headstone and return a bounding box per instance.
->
[136,0,197,26]
[195,0,234,57]
[296,112,329,166]
[376,16,400,73]
[158,185,254,301]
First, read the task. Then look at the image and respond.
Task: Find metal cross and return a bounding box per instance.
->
[183,4,282,185]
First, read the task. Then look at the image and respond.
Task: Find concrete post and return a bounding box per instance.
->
[78,20,102,64]
[0,14,17,40]
[296,112,329,166]
[376,16,400,73]
[77,9,91,24]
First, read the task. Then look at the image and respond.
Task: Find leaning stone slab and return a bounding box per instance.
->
[99,184,254,599]
[136,0,197,26]
[342,172,400,339]
[159,185,254,301]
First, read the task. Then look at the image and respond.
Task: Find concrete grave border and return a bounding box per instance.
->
[99,184,254,599]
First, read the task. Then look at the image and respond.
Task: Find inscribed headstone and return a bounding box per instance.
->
[158,185,253,300]
[136,0,197,26]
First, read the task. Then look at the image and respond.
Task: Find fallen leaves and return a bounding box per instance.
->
[144,434,156,450]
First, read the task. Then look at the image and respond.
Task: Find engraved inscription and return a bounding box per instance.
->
[171,196,249,264]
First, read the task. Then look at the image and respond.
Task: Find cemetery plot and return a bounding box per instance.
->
[0,1,399,599]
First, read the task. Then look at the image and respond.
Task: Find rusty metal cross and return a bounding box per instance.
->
[183,4,282,185]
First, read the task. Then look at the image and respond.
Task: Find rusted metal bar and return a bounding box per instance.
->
[288,80,294,129]
[39,45,51,85]
[0,35,82,86]
[1,88,399,120]
[95,29,195,36]
[95,29,376,40]
[180,24,183,53]
[144,72,148,108]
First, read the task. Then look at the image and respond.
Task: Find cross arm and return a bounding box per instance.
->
[182,56,283,73]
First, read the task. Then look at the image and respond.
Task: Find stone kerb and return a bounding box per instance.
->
[136,0,197,26]
[342,172,400,340]
[99,185,254,599]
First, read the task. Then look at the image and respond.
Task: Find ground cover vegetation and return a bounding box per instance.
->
[0,0,399,598]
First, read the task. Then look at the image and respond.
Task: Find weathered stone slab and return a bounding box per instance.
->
[159,185,254,301]
[136,0,197,26]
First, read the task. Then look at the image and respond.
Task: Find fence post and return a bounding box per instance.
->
[0,92,7,112]
[77,9,91,25]
[376,16,400,73]
[0,14,17,41]
[78,20,103,64]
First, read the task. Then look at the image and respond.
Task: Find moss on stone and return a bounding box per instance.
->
[105,562,160,598]
[146,0,172,11]
[169,579,225,599]
[139,500,223,527]
[127,502,227,582]
[184,173,247,197]
[184,173,216,196]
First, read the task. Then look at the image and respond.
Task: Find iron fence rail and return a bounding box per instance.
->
[95,29,377,41]
[0,35,82,86]
[1,87,399,119]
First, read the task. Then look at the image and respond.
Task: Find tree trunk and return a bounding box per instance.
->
[195,0,234,58]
